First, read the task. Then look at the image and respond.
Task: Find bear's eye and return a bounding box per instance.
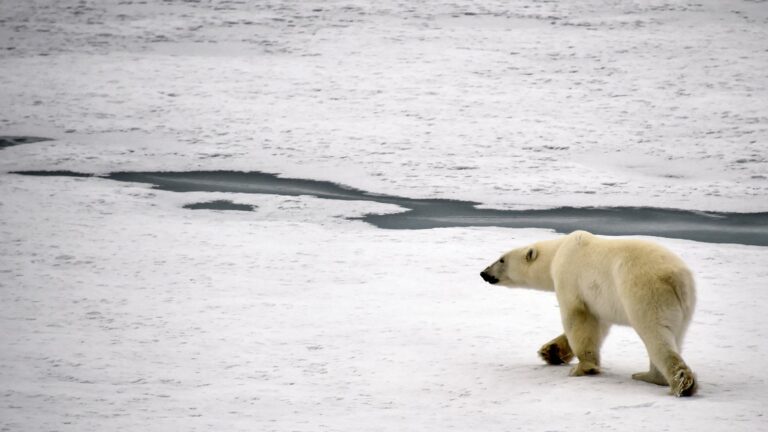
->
[499,258,505,264]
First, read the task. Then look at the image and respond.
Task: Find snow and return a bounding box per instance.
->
[1,0,768,431]
[2,175,768,431]
[1,0,767,211]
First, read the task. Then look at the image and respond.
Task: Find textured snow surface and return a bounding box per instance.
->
[2,0,768,431]
[1,175,768,431]
[1,0,767,211]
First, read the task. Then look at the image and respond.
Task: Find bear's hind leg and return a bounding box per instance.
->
[538,333,574,365]
[634,324,697,397]
[632,363,668,386]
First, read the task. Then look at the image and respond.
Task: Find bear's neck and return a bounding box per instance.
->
[525,239,559,291]
[527,261,555,291]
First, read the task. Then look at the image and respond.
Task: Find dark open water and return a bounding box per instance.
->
[13,170,768,246]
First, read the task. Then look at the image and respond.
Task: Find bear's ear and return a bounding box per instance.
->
[525,247,538,262]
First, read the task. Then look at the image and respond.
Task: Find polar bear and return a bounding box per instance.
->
[480,230,697,397]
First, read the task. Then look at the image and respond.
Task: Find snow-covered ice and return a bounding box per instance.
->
[2,175,768,431]
[1,0,768,431]
[1,0,767,211]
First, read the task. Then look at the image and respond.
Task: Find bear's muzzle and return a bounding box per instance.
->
[480,271,499,285]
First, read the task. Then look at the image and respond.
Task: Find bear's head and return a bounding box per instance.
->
[480,246,539,287]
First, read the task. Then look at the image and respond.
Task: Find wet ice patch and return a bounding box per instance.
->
[0,136,52,149]
[182,200,256,212]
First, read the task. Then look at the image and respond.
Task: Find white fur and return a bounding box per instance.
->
[481,230,697,396]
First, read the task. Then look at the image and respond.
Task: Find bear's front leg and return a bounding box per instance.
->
[538,333,574,365]
[561,308,610,377]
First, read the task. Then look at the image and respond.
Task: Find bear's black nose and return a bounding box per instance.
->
[480,271,499,284]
